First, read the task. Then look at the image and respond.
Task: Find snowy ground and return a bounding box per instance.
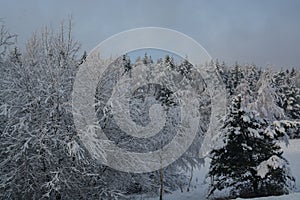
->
[143,139,300,200]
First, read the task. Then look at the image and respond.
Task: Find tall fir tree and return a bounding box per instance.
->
[208,95,294,199]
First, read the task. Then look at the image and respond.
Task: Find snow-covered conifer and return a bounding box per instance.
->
[208,95,294,199]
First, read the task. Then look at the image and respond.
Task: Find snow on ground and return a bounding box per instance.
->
[280,139,300,194]
[236,193,300,200]
[143,139,300,200]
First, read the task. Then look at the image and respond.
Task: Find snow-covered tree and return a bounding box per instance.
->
[283,70,300,120]
[142,52,153,65]
[215,60,229,87]
[208,95,294,199]
[271,69,300,138]
[2,18,298,199]
[177,56,192,76]
[244,64,261,93]
[164,54,175,69]
[94,54,209,198]
[0,19,127,200]
[230,62,244,95]
[249,69,285,121]
[0,22,16,61]
[122,54,132,77]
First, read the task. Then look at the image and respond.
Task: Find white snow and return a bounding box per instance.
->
[256,155,285,178]
[248,127,261,138]
[236,193,300,200]
[242,115,250,122]
[242,143,253,151]
[280,139,300,192]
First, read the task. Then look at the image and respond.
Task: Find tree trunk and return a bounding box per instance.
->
[159,158,163,200]
[187,168,193,192]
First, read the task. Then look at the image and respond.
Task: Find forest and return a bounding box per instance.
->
[0,20,299,199]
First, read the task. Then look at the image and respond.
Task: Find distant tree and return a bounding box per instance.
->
[142,52,153,65]
[177,56,192,76]
[244,64,260,93]
[143,52,148,65]
[223,62,244,96]
[156,57,163,64]
[231,62,244,93]
[273,70,289,108]
[283,70,300,120]
[164,54,175,69]
[272,69,300,138]
[249,69,285,121]
[122,54,132,77]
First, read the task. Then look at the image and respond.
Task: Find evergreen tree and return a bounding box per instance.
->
[232,62,244,92]
[284,84,300,120]
[142,52,148,65]
[142,52,153,65]
[164,54,175,69]
[225,62,244,96]
[208,95,294,199]
[177,56,192,76]
[284,70,300,120]
[244,64,260,94]
[236,78,253,107]
[216,60,228,84]
[122,54,132,76]
[272,69,300,138]
[273,70,289,109]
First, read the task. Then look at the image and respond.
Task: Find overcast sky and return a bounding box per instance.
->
[1,0,300,68]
